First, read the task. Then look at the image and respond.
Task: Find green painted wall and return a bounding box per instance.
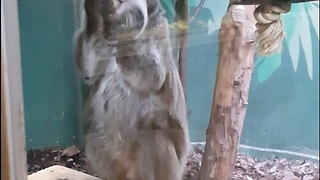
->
[18,0,81,149]
[19,0,319,160]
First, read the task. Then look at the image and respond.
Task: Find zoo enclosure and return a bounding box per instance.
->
[16,0,319,161]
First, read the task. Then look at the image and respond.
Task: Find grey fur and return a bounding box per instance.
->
[74,0,190,179]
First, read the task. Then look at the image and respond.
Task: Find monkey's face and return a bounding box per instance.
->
[111,0,149,39]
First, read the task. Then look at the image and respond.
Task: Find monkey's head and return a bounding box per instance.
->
[110,0,150,39]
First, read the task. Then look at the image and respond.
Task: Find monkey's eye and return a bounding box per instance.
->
[84,77,90,80]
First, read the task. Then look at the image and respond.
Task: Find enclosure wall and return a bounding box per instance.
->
[18,0,82,149]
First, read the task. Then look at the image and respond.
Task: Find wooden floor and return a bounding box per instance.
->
[28,165,100,180]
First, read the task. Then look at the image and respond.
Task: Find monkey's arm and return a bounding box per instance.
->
[74,29,113,86]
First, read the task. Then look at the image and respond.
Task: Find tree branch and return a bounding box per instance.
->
[190,0,206,24]
[174,0,189,99]
[199,5,257,180]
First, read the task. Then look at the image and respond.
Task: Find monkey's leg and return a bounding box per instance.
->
[108,159,130,180]
[167,115,189,165]
[86,145,136,180]
[106,143,139,180]
[135,130,184,180]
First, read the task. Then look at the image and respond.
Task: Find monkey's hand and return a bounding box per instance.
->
[116,50,166,93]
[74,29,116,86]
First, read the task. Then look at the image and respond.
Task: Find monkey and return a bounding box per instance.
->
[74,0,190,179]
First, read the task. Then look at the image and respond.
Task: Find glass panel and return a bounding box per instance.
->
[19,0,318,179]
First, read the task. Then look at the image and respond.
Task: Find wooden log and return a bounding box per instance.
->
[199,5,257,180]
[28,165,100,180]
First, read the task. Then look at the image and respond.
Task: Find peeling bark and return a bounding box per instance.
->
[199,5,257,180]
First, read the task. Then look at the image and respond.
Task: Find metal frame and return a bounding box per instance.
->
[1,0,28,179]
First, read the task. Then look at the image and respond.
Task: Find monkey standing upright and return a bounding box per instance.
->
[74,0,190,179]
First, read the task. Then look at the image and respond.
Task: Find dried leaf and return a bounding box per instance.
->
[269,165,278,173]
[303,174,315,180]
[61,145,80,157]
[282,171,299,180]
